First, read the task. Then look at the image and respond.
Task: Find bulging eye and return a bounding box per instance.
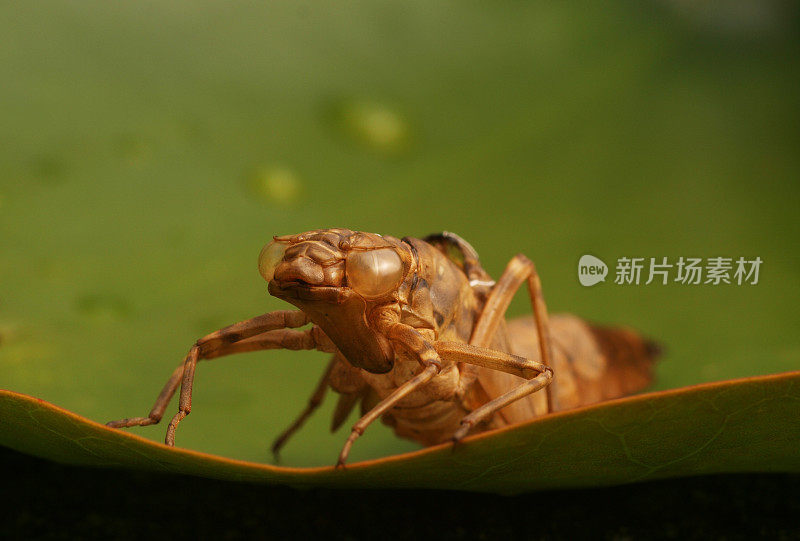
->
[346,248,403,298]
[258,240,288,282]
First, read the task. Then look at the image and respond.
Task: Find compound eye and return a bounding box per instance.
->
[345,248,403,298]
[258,240,288,282]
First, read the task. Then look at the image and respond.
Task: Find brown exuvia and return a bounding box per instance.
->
[108,229,661,466]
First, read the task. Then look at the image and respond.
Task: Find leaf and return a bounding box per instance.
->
[2,371,798,494]
[1,2,798,479]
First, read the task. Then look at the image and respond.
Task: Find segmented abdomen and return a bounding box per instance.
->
[474,314,661,426]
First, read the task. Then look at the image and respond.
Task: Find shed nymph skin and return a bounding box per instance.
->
[262,229,487,447]
[108,228,660,467]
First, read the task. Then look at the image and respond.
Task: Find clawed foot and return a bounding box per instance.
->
[450,421,474,450]
[164,411,186,446]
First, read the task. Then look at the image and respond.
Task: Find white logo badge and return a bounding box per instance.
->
[578,254,608,287]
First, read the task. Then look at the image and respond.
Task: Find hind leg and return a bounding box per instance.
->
[456,254,555,439]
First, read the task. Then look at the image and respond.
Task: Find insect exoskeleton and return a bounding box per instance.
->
[108,228,661,467]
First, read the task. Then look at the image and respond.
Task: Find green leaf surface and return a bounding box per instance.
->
[2,371,799,494]
[1,1,798,482]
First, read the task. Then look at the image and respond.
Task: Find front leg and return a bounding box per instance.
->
[106,310,332,446]
[336,323,442,468]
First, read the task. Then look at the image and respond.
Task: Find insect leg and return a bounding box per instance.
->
[105,310,326,445]
[436,342,549,379]
[470,254,554,411]
[336,366,437,468]
[336,323,441,468]
[270,356,337,459]
[435,342,553,442]
[104,363,185,429]
[165,323,336,446]
[452,370,552,442]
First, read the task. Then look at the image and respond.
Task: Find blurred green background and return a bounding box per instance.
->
[1,1,798,467]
